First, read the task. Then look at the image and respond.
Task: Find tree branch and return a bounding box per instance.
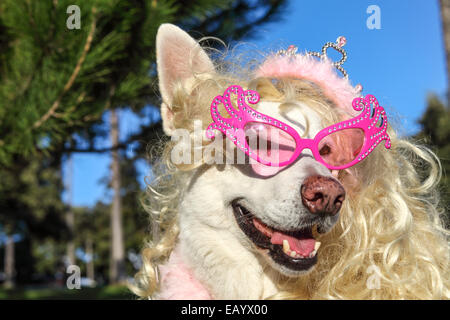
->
[63,121,163,154]
[64,143,127,154]
[33,7,97,129]
[83,85,116,122]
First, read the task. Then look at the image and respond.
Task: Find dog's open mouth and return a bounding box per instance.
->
[232,201,320,273]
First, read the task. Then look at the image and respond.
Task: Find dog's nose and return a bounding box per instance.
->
[301,175,346,216]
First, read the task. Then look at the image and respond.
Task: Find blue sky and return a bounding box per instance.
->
[65,0,447,207]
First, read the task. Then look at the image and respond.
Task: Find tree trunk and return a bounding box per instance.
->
[85,236,95,284]
[66,154,75,266]
[109,109,126,284]
[4,235,15,289]
[440,0,450,105]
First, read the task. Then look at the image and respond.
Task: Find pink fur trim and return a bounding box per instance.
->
[256,55,359,117]
[157,246,212,300]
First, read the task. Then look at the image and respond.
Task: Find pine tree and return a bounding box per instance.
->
[0,156,68,286]
[416,94,450,224]
[0,0,287,165]
[440,0,450,104]
[0,0,287,286]
[4,234,15,288]
[109,109,125,283]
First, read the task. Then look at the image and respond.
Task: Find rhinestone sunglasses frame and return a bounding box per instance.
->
[205,85,391,170]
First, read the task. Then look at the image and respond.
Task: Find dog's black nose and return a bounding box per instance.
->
[300,175,346,216]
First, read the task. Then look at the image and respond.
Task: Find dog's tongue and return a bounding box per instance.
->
[271,232,315,256]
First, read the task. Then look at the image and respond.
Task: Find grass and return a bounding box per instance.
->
[0,284,135,300]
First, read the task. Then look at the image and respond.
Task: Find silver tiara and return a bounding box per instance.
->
[276,36,349,79]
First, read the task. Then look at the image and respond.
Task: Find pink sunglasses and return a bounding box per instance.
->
[205,85,391,170]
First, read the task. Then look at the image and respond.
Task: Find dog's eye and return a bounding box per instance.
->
[319,144,331,156]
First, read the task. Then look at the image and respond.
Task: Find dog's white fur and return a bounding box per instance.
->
[157,24,342,299]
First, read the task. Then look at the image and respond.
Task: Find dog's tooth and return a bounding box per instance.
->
[290,251,296,258]
[283,240,290,253]
[314,241,321,251]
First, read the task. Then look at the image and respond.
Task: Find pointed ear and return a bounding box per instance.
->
[156,23,215,136]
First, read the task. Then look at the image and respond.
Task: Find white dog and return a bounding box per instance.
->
[131,24,449,300]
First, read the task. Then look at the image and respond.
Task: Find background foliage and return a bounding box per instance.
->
[0,0,287,296]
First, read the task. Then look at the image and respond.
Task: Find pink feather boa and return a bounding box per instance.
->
[157,245,212,300]
[256,54,359,117]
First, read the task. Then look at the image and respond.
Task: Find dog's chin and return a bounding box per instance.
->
[232,200,332,277]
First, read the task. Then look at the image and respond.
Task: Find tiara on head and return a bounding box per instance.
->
[256,36,363,117]
[276,36,349,78]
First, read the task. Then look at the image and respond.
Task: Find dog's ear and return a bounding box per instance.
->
[156,23,214,136]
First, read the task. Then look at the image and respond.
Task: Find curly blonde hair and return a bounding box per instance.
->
[131,48,449,299]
